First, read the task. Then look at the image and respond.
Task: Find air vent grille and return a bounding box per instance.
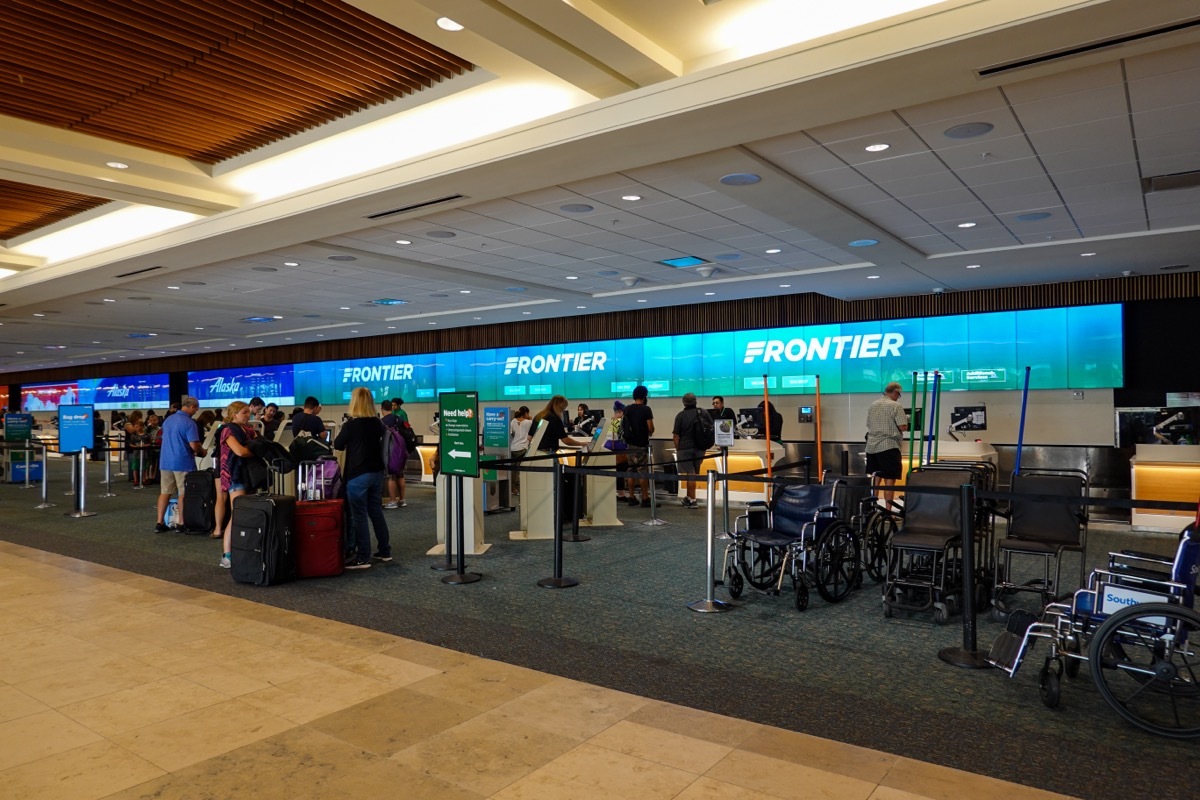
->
[113,266,164,278]
[366,195,464,220]
[979,18,1200,77]
[1142,171,1200,194]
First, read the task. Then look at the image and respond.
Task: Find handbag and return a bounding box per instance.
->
[603,420,627,451]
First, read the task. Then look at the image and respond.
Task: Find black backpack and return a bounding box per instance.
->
[692,408,715,450]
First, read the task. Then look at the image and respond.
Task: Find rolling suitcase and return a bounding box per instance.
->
[298,457,342,501]
[230,493,297,586]
[295,499,345,578]
[181,469,217,534]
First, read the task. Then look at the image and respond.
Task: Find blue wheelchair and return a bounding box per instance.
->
[988,523,1200,738]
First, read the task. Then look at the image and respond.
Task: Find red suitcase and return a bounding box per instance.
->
[294,499,345,578]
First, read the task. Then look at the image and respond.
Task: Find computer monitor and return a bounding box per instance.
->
[736,408,764,438]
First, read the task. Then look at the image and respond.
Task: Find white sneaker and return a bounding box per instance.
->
[219,555,231,569]
[399,500,407,507]
[383,502,399,509]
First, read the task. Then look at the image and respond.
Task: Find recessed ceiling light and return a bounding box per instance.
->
[506,287,527,293]
[316,334,324,337]
[429,322,437,325]
[719,173,761,186]
[765,248,782,254]
[966,264,981,269]
[32,312,45,317]
[1081,252,1096,257]
[426,230,456,238]
[16,350,24,354]
[565,276,578,280]
[272,315,283,320]
[522,311,531,315]
[867,275,880,279]
[957,222,977,228]
[473,317,481,320]
[704,292,716,296]
[576,306,587,309]
[284,261,299,266]
[459,290,471,294]
[103,298,116,302]
[105,161,129,169]
[167,285,180,289]
[943,121,994,139]
[560,204,593,213]
[395,239,411,245]
[92,340,100,344]
[436,16,463,31]
[637,299,647,303]
[387,326,396,329]
[285,337,292,341]
[256,340,264,343]
[339,306,350,310]
[195,327,204,330]
[350,331,358,334]
[779,284,791,288]
[864,143,890,152]
[849,239,879,247]
[621,195,642,201]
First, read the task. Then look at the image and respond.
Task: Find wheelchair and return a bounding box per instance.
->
[721,481,861,611]
[988,523,1200,738]
[881,466,994,624]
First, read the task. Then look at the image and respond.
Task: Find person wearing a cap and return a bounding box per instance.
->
[672,393,705,509]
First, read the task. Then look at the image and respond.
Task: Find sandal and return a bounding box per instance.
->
[208,531,222,538]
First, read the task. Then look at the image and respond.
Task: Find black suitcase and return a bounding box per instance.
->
[230,493,297,586]
[181,469,217,534]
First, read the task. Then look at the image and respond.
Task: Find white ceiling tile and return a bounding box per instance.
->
[981,191,1064,216]
[1003,61,1123,103]
[1012,85,1128,132]
[1048,162,1140,190]
[1059,180,1144,204]
[896,88,1008,127]
[876,171,965,199]
[854,151,949,183]
[932,134,1036,168]
[805,111,908,144]
[898,188,982,212]
[799,167,874,192]
[1125,43,1200,80]
[1129,66,1200,112]
[1132,102,1200,139]
[955,156,1048,187]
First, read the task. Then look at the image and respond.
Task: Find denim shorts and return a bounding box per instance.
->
[228,481,247,493]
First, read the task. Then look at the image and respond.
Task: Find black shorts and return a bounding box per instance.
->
[866,448,902,480]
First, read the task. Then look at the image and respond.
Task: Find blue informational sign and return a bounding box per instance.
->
[23,374,169,411]
[188,365,295,407]
[58,404,95,455]
[293,304,1123,402]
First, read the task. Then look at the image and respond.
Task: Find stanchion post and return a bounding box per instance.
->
[442,474,480,584]
[689,470,733,613]
[938,482,988,669]
[67,448,98,518]
[562,454,591,542]
[65,447,77,496]
[643,456,667,527]
[721,446,731,537]
[35,442,55,509]
[538,456,579,588]
[19,440,35,489]
[101,442,117,497]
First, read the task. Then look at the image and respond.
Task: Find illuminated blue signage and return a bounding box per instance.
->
[188,366,294,407]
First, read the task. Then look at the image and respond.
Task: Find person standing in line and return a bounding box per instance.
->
[379,399,405,509]
[865,381,909,508]
[710,395,736,423]
[217,401,257,568]
[155,396,205,532]
[509,406,532,496]
[609,401,627,499]
[389,398,410,507]
[672,392,705,508]
[260,403,282,440]
[334,387,391,569]
[91,410,106,461]
[292,396,328,440]
[621,385,655,507]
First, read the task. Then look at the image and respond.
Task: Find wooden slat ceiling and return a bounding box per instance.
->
[0,178,110,241]
[0,0,475,163]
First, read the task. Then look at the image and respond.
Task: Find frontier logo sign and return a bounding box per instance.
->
[743,333,904,364]
[342,364,415,383]
[504,352,607,375]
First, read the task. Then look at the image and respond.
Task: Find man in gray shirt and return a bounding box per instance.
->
[865,382,909,507]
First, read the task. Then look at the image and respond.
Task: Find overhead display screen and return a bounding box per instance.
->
[294,304,1123,402]
[22,374,170,411]
[188,365,294,407]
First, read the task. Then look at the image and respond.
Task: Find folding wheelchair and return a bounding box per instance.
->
[988,523,1200,738]
[721,482,861,611]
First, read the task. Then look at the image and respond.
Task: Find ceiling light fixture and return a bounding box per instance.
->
[103,298,115,302]
[957,222,977,228]
[459,290,471,294]
[284,261,299,266]
[704,292,716,296]
[867,275,880,279]
[621,195,642,201]
[1081,252,1097,257]
[32,312,45,317]
[560,204,593,213]
[849,239,879,247]
[436,16,463,31]
[765,248,782,254]
[864,143,890,152]
[966,264,981,269]
[577,305,587,309]
[779,284,791,288]
[105,161,129,169]
[719,173,761,186]
[565,276,578,280]
[395,239,411,245]
[167,285,180,289]
[943,121,994,139]
[637,299,647,303]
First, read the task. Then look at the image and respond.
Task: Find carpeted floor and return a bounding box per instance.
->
[0,460,1190,800]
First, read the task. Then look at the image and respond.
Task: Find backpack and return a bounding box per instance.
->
[692,408,715,450]
[381,423,407,474]
[399,421,418,453]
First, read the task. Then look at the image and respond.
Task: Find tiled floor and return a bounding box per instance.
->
[0,541,1076,800]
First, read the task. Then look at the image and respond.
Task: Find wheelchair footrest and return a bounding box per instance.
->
[986,609,1039,674]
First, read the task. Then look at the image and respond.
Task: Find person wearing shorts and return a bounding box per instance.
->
[621,385,654,507]
[155,396,205,533]
[865,382,909,507]
[672,392,705,508]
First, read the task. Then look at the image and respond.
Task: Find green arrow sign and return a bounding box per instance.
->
[438,391,479,477]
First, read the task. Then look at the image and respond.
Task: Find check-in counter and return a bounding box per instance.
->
[1131,444,1200,531]
[417,444,438,483]
[902,439,998,477]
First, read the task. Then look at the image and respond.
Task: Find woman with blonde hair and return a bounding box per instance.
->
[217,401,257,568]
[532,395,588,452]
[334,387,391,569]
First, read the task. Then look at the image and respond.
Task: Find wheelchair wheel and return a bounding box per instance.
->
[814,522,861,603]
[794,581,809,612]
[1088,602,1200,739]
[862,511,896,583]
[738,540,784,591]
[1039,658,1062,709]
[726,567,744,599]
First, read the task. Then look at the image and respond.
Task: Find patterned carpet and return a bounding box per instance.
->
[0,461,1190,800]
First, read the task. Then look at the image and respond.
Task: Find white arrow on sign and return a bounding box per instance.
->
[448,449,472,459]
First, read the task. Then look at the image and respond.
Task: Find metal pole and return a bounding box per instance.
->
[1013,365,1032,475]
[67,449,98,518]
[538,456,579,588]
[563,452,590,542]
[907,371,918,474]
[431,474,455,571]
[35,442,55,509]
[643,453,667,527]
[932,372,943,463]
[938,482,989,669]
[101,440,117,497]
[925,372,939,464]
[65,445,77,496]
[814,374,823,479]
[689,470,732,612]
[442,474,480,584]
[721,447,731,537]
[19,440,35,489]
[918,371,929,466]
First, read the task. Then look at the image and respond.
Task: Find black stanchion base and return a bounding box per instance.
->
[442,572,482,585]
[430,562,458,571]
[537,576,580,589]
[687,599,733,613]
[65,511,98,518]
[938,646,992,669]
[562,533,591,542]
